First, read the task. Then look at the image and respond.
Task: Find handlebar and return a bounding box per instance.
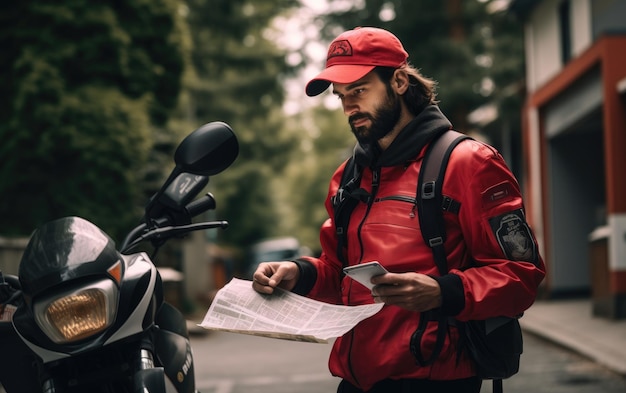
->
[185,193,216,217]
[141,221,229,239]
[0,271,21,305]
[121,220,228,255]
[120,193,224,254]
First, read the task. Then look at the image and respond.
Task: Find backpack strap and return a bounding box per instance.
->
[412,131,506,392]
[417,130,470,275]
[411,130,470,367]
[332,155,368,267]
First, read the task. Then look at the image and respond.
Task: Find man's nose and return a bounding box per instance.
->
[342,99,358,116]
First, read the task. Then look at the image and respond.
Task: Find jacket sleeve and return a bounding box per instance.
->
[444,140,546,321]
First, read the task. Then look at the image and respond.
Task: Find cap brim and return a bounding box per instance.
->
[305,64,375,96]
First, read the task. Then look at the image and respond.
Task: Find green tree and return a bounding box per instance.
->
[267,0,527,252]
[476,5,526,176]
[0,0,186,240]
[181,0,301,248]
[316,0,525,160]
[277,106,354,252]
[316,0,487,129]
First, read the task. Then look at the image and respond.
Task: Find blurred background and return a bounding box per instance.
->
[3,0,622,319]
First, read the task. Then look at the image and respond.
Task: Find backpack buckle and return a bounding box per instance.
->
[333,188,346,207]
[422,181,436,200]
[428,237,443,247]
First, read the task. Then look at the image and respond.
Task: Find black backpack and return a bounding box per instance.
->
[332,130,522,393]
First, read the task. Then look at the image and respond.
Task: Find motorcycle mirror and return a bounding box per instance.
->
[174,121,239,176]
[143,122,238,223]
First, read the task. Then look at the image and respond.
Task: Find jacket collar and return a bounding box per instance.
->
[354,105,452,168]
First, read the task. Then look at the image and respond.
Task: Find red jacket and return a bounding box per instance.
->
[292,106,545,390]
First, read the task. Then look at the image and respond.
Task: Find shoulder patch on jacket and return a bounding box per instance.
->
[481,181,515,209]
[489,209,538,264]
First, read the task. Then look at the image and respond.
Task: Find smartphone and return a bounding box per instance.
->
[343,261,389,290]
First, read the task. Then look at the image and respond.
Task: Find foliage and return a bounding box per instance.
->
[0,0,186,240]
[0,0,526,259]
[317,0,525,148]
[181,0,301,248]
[276,106,355,252]
[269,0,527,251]
[477,5,526,175]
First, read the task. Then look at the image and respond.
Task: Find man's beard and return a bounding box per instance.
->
[349,91,401,146]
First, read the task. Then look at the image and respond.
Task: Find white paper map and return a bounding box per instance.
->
[200,278,383,343]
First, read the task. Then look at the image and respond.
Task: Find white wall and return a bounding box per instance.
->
[571,0,592,55]
[525,0,562,92]
[524,0,593,92]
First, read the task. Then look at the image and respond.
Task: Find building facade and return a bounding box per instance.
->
[510,0,626,318]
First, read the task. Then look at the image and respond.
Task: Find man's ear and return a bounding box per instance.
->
[392,69,410,94]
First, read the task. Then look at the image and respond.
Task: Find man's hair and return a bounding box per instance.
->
[374,64,438,115]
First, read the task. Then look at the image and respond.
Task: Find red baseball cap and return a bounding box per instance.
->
[305,27,409,97]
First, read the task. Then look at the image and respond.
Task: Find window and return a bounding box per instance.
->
[559,0,572,64]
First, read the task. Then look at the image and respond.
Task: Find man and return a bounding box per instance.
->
[252,27,545,393]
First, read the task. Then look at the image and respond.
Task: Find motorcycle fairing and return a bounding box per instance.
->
[155,302,196,393]
[12,253,158,363]
[18,217,124,302]
[105,253,159,345]
[134,368,166,392]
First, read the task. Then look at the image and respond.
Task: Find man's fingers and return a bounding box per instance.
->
[251,261,299,294]
[252,275,276,294]
[252,282,275,294]
[252,262,290,293]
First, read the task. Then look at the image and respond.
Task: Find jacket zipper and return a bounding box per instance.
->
[376,195,415,203]
[356,168,380,262]
[376,195,418,218]
[348,167,381,387]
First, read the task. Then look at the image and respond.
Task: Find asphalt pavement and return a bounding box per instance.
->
[187,300,626,393]
[188,299,626,377]
[188,297,626,379]
[520,298,626,376]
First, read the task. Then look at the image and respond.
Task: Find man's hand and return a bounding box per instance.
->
[252,261,300,294]
[370,272,442,312]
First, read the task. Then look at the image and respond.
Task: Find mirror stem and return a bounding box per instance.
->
[143,167,182,223]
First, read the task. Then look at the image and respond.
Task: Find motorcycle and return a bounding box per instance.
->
[0,121,239,393]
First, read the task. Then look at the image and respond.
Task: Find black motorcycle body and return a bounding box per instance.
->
[0,121,239,393]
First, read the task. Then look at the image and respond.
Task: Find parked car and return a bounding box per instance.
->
[243,237,311,279]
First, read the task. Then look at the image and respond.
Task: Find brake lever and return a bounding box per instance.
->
[140,221,229,244]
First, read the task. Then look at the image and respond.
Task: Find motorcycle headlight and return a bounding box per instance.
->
[33,279,118,344]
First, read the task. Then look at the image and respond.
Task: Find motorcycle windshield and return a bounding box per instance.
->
[19,217,121,296]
